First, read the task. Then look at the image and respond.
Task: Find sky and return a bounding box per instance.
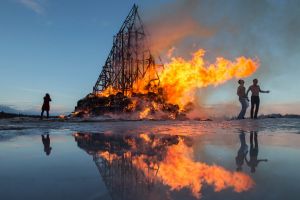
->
[0,0,300,115]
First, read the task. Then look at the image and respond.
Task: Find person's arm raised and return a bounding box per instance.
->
[259,86,270,93]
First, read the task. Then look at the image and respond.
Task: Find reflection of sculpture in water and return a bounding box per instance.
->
[74,132,254,199]
[41,134,52,156]
[236,130,248,171]
[74,133,176,200]
[245,131,268,173]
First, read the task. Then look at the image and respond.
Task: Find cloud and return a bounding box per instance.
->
[19,0,44,14]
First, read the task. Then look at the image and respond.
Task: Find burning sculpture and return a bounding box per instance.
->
[74,4,259,119]
[74,4,178,119]
[73,132,254,199]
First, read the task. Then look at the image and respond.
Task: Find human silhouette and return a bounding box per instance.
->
[246,79,270,119]
[237,79,249,119]
[41,93,52,119]
[41,134,52,156]
[235,130,248,171]
[245,131,268,173]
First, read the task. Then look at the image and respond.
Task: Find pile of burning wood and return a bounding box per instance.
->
[73,91,187,120]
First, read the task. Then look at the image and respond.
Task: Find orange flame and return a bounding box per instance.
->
[99,151,119,164]
[159,49,259,107]
[139,133,151,142]
[97,48,259,111]
[98,135,254,198]
[157,139,254,198]
[139,107,151,119]
[95,85,119,97]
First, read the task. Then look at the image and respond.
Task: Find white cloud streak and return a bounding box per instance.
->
[19,0,44,14]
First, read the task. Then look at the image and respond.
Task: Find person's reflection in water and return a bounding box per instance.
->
[41,134,52,156]
[236,130,248,171]
[245,131,268,173]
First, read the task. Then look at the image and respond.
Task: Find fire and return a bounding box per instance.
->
[139,133,151,142]
[97,48,258,110]
[157,139,254,198]
[95,85,119,97]
[159,49,259,107]
[139,107,151,119]
[97,134,254,198]
[58,114,65,119]
[99,151,119,164]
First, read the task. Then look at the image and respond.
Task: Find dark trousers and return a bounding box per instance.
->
[41,109,49,119]
[251,96,260,119]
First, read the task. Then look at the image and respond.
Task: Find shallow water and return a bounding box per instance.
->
[0,118,299,200]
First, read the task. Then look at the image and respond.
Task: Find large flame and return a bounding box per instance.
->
[97,48,258,109]
[159,49,259,107]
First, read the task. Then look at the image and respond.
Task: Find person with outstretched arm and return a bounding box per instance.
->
[246,79,270,119]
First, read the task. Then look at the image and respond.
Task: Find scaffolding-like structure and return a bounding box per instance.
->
[74,132,164,200]
[93,4,160,96]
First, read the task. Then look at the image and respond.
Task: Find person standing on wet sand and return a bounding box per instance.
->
[41,93,52,119]
[246,79,270,119]
[237,79,249,119]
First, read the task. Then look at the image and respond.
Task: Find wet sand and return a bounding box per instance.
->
[0,118,299,200]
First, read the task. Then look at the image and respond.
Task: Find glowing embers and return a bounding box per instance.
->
[74,92,181,119]
[73,132,254,198]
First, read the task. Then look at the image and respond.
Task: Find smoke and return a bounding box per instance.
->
[143,0,215,55]
[141,0,300,117]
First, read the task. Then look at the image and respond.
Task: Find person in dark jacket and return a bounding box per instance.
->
[41,93,52,119]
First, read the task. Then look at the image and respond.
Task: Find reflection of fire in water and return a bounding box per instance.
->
[157,139,253,198]
[74,132,254,199]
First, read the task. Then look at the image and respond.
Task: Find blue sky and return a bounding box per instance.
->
[0,0,300,115]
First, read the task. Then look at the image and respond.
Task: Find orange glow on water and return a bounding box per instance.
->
[157,139,254,198]
[96,134,254,198]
